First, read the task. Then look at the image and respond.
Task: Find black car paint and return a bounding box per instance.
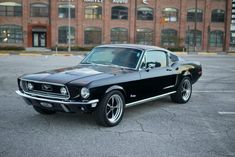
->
[17,44,202,113]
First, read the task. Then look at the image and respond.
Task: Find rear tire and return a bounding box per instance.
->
[94,90,125,127]
[171,77,192,104]
[33,105,56,115]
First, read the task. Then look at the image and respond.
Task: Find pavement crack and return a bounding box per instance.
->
[135,120,154,134]
[160,108,176,121]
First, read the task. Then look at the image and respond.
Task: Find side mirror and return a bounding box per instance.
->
[145,62,155,72]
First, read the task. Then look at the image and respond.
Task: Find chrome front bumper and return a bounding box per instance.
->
[16,90,99,107]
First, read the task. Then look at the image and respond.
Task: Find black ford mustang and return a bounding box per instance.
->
[16,44,202,126]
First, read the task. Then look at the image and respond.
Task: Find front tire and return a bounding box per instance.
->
[33,105,56,115]
[94,90,125,127]
[171,77,192,103]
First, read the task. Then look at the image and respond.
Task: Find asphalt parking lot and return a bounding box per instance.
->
[0,55,234,157]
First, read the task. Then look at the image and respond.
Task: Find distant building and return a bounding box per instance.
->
[230,0,235,48]
[0,0,232,52]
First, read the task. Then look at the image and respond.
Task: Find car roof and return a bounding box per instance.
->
[96,44,171,52]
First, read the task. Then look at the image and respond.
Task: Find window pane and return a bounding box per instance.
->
[161,29,178,47]
[187,9,203,22]
[185,30,202,47]
[58,5,75,18]
[111,6,128,20]
[209,31,223,47]
[136,28,153,45]
[84,27,102,45]
[211,9,224,22]
[85,5,102,19]
[0,2,22,16]
[137,7,153,20]
[31,3,48,17]
[111,28,128,44]
[58,26,75,44]
[0,25,23,44]
[163,8,178,22]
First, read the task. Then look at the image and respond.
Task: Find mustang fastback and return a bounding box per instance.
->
[16,44,202,126]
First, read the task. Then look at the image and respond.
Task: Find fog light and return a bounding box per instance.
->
[60,87,67,95]
[27,82,34,90]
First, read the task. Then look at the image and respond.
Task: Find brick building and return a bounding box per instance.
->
[0,0,232,52]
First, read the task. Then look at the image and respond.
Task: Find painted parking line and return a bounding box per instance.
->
[218,112,235,115]
[194,90,235,93]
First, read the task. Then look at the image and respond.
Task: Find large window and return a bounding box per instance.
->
[187,9,203,22]
[85,5,102,20]
[111,6,128,20]
[136,28,154,45]
[84,27,102,45]
[111,28,128,44]
[31,3,48,17]
[161,29,178,47]
[211,9,224,22]
[0,2,22,16]
[58,4,75,18]
[209,30,223,47]
[185,30,202,47]
[0,25,23,44]
[162,8,178,22]
[137,7,153,20]
[58,26,75,44]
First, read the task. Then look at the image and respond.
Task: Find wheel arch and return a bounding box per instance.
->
[105,85,127,100]
[182,70,193,81]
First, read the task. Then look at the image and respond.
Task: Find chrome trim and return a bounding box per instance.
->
[20,79,71,100]
[125,91,176,108]
[16,90,99,105]
[23,90,69,100]
[163,85,175,90]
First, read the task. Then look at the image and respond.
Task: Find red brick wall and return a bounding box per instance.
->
[0,0,232,52]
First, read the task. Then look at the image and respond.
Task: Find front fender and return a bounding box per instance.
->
[105,85,126,96]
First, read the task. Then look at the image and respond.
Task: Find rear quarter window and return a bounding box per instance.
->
[170,53,179,62]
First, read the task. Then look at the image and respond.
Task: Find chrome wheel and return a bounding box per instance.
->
[105,94,123,124]
[181,79,192,101]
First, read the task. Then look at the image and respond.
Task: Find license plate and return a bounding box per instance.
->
[40,102,53,108]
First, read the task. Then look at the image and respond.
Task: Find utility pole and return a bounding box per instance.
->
[68,0,71,52]
[194,0,198,53]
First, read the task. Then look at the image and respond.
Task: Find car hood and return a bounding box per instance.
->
[21,64,134,85]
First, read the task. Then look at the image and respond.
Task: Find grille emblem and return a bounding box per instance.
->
[42,84,53,91]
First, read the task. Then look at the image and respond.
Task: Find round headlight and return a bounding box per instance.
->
[81,87,90,99]
[60,87,67,95]
[27,82,34,90]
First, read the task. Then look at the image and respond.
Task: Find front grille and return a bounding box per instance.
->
[21,80,70,100]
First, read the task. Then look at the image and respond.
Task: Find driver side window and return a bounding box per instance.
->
[141,50,167,69]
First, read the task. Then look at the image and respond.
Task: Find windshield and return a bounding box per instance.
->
[81,47,143,69]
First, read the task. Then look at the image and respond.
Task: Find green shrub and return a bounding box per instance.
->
[167,47,186,52]
[0,46,25,51]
